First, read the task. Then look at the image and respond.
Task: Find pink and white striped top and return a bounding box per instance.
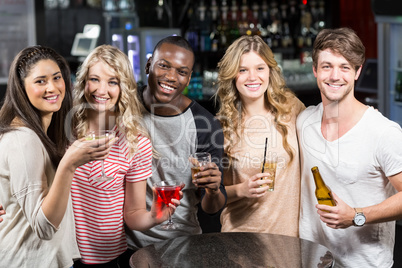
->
[71,126,152,264]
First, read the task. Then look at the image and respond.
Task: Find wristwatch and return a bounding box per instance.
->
[353,208,366,227]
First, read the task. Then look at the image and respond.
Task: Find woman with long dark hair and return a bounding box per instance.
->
[0,46,113,267]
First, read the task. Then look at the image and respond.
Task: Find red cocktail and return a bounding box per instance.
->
[154,180,184,230]
[156,185,181,206]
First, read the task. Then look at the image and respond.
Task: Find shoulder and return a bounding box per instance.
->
[365,107,402,134]
[288,95,306,117]
[1,127,42,147]
[137,135,152,149]
[188,101,214,117]
[0,128,45,162]
[189,101,221,126]
[296,103,322,125]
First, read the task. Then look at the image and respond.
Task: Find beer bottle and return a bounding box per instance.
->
[311,166,336,206]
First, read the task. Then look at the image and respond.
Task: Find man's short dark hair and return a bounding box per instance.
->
[153,35,194,56]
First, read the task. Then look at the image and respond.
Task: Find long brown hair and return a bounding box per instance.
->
[215,35,296,164]
[0,45,72,167]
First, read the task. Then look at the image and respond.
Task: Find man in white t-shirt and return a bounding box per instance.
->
[297,27,402,267]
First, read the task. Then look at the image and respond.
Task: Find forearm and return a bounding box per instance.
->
[226,184,244,204]
[363,192,402,224]
[124,209,158,231]
[201,189,226,214]
[41,158,76,228]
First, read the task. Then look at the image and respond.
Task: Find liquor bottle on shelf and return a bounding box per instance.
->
[269,0,282,48]
[209,0,220,52]
[260,0,273,47]
[238,0,249,36]
[261,0,271,30]
[210,0,219,22]
[199,0,212,52]
[282,22,293,48]
[270,22,282,49]
[218,0,229,51]
[185,5,199,51]
[248,0,260,36]
[316,0,326,31]
[288,0,300,44]
[228,0,240,44]
[296,3,307,49]
[254,1,266,37]
[252,1,261,30]
[304,12,315,48]
[297,2,316,64]
[187,64,203,100]
[311,166,336,207]
[395,72,402,102]
[280,2,292,48]
[310,0,320,29]
[269,0,281,25]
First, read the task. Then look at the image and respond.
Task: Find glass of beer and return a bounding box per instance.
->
[189,152,211,182]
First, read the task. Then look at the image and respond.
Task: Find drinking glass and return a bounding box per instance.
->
[261,154,278,191]
[188,152,211,182]
[154,180,184,230]
[86,130,116,181]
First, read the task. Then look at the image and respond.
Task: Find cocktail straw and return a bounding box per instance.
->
[261,137,268,173]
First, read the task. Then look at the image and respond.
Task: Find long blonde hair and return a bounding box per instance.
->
[215,35,296,164]
[73,44,149,154]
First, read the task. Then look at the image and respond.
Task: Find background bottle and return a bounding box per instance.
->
[311,166,336,206]
[395,72,402,102]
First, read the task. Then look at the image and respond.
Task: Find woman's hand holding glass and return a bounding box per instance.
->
[240,172,273,199]
[62,135,116,171]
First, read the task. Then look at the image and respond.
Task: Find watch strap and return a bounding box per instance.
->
[355,207,363,214]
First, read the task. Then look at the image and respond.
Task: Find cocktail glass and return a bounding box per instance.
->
[154,180,184,230]
[86,130,116,181]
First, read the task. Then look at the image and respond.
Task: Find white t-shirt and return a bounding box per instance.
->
[297,104,402,268]
[0,127,80,268]
[71,126,152,264]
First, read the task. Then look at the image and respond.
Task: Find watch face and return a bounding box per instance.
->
[354,214,366,226]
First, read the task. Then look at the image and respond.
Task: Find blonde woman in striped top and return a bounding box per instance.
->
[71,45,179,267]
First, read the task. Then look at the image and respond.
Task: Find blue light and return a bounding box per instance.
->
[125,22,133,30]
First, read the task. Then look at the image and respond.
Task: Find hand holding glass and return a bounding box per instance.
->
[154,180,184,230]
[86,130,116,181]
[189,152,211,182]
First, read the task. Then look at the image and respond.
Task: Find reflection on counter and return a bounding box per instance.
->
[130,232,334,268]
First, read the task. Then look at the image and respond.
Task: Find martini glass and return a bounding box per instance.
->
[86,130,116,181]
[154,180,184,230]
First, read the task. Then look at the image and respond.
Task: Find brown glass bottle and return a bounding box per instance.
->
[311,166,336,206]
